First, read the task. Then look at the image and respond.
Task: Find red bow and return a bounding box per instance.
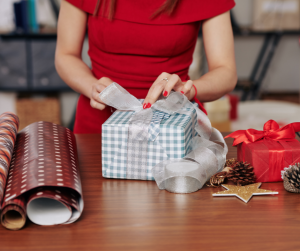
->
[225,120,300,146]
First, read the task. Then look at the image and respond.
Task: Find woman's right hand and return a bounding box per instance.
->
[90,77,114,110]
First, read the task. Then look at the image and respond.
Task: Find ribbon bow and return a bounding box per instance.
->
[226,120,300,146]
[99,82,228,192]
[99,82,213,141]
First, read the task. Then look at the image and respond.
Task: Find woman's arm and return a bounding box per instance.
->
[55,0,112,110]
[194,11,237,102]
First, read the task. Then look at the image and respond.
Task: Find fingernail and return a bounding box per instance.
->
[143,103,147,109]
[181,91,185,94]
[163,91,168,97]
[146,103,152,108]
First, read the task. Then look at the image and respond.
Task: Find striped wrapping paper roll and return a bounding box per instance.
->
[0,113,21,230]
[0,113,19,207]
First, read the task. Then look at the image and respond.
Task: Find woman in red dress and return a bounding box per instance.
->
[55,0,237,133]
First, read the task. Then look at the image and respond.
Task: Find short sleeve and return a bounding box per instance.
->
[65,0,236,24]
[65,0,97,14]
[107,0,236,25]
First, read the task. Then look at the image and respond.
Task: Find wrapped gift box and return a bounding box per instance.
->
[102,102,198,180]
[227,120,300,182]
[237,139,300,182]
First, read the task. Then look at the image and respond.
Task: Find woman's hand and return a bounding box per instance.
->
[143,72,195,109]
[90,77,114,110]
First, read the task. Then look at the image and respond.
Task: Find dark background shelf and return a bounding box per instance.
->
[1,14,300,95]
[0,32,71,92]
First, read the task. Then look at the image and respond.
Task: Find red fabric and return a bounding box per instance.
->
[66,0,235,133]
[226,120,300,182]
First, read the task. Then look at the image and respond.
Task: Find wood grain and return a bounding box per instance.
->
[1,133,300,251]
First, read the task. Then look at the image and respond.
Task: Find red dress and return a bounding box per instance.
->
[65,0,235,133]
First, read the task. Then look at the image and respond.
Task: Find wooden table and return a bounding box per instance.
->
[2,134,300,251]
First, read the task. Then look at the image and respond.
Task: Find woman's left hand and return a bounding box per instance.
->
[143,72,195,109]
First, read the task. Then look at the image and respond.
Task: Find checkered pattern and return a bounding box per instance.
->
[148,111,170,141]
[126,109,152,179]
[102,103,198,180]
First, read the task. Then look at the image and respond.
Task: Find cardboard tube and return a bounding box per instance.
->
[1,205,26,230]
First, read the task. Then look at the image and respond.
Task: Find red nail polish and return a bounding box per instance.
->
[163,91,168,97]
[146,103,152,108]
[181,91,185,94]
[143,103,147,109]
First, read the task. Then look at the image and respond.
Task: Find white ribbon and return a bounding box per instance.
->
[99,82,228,192]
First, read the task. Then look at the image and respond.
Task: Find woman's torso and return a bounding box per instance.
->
[88,16,201,89]
[69,0,236,133]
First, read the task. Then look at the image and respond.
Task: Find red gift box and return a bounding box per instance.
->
[226,120,300,182]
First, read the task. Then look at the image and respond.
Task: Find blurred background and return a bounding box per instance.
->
[0,0,299,132]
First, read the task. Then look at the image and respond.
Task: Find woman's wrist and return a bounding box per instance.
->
[85,77,99,99]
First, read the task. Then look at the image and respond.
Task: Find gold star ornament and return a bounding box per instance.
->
[213,183,278,203]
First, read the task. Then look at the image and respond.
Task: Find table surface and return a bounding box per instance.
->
[2,133,300,251]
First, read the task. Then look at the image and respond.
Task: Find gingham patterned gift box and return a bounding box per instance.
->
[102,101,198,180]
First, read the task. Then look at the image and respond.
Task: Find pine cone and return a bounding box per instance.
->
[226,161,256,186]
[283,163,300,193]
[207,171,227,187]
[225,158,237,167]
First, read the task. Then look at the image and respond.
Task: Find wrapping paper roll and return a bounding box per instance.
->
[0,113,19,207]
[1,197,26,230]
[0,120,83,230]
